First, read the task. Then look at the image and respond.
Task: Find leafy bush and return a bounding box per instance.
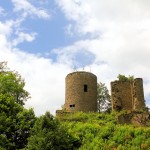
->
[27,112,81,150]
[117,74,134,82]
[59,112,150,150]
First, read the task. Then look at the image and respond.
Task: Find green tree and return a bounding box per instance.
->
[27,112,81,150]
[97,82,111,113]
[117,74,134,82]
[0,95,36,149]
[0,62,36,149]
[0,62,30,105]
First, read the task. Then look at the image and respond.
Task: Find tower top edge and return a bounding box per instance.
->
[111,78,143,84]
[66,71,97,78]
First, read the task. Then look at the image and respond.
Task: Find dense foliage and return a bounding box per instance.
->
[0,62,30,105]
[117,74,134,82]
[59,112,150,150]
[0,98,35,149]
[27,112,81,150]
[0,62,36,149]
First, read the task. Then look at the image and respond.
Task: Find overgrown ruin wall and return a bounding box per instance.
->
[111,78,145,111]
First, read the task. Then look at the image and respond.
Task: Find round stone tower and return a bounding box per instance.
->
[64,71,97,112]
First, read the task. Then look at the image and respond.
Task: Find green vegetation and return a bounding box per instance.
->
[117,74,134,82]
[0,62,36,150]
[0,62,30,105]
[0,62,150,150]
[97,82,111,113]
[27,112,81,150]
[58,112,150,150]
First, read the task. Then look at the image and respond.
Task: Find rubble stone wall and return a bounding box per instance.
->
[111,81,133,111]
[111,78,145,111]
[133,78,145,110]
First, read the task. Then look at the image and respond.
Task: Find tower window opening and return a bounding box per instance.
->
[70,104,75,108]
[84,84,88,92]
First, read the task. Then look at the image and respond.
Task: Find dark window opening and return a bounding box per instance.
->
[70,104,75,108]
[84,84,88,92]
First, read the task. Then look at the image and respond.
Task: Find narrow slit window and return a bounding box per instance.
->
[84,84,88,92]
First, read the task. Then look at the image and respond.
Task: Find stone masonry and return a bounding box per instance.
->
[111,78,146,111]
[64,71,97,112]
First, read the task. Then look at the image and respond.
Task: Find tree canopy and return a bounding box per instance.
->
[27,112,81,150]
[0,62,30,105]
[97,82,111,113]
[0,62,36,149]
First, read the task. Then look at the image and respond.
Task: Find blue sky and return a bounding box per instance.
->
[0,0,74,55]
[0,0,150,115]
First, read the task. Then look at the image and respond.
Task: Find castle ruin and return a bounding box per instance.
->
[64,71,97,112]
[111,78,146,111]
[56,72,149,126]
[56,71,147,116]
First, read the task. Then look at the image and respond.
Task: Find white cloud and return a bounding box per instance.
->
[1,0,150,117]
[0,19,37,47]
[12,0,50,19]
[12,32,37,46]
[0,1,69,116]
[0,39,71,116]
[0,20,14,36]
[55,0,150,106]
[53,40,96,67]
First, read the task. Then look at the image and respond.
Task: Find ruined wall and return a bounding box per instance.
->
[64,71,97,112]
[111,78,145,111]
[111,81,133,111]
[118,112,150,126]
[133,78,145,110]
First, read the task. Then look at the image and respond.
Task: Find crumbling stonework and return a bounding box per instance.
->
[133,78,145,110]
[56,110,71,116]
[111,78,146,111]
[118,112,150,126]
[64,71,97,112]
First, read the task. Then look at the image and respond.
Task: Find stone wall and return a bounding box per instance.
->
[111,78,145,111]
[64,71,97,112]
[133,78,145,110]
[111,81,133,111]
[56,110,71,116]
[118,112,150,126]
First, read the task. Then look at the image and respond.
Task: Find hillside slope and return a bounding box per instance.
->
[58,112,150,150]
